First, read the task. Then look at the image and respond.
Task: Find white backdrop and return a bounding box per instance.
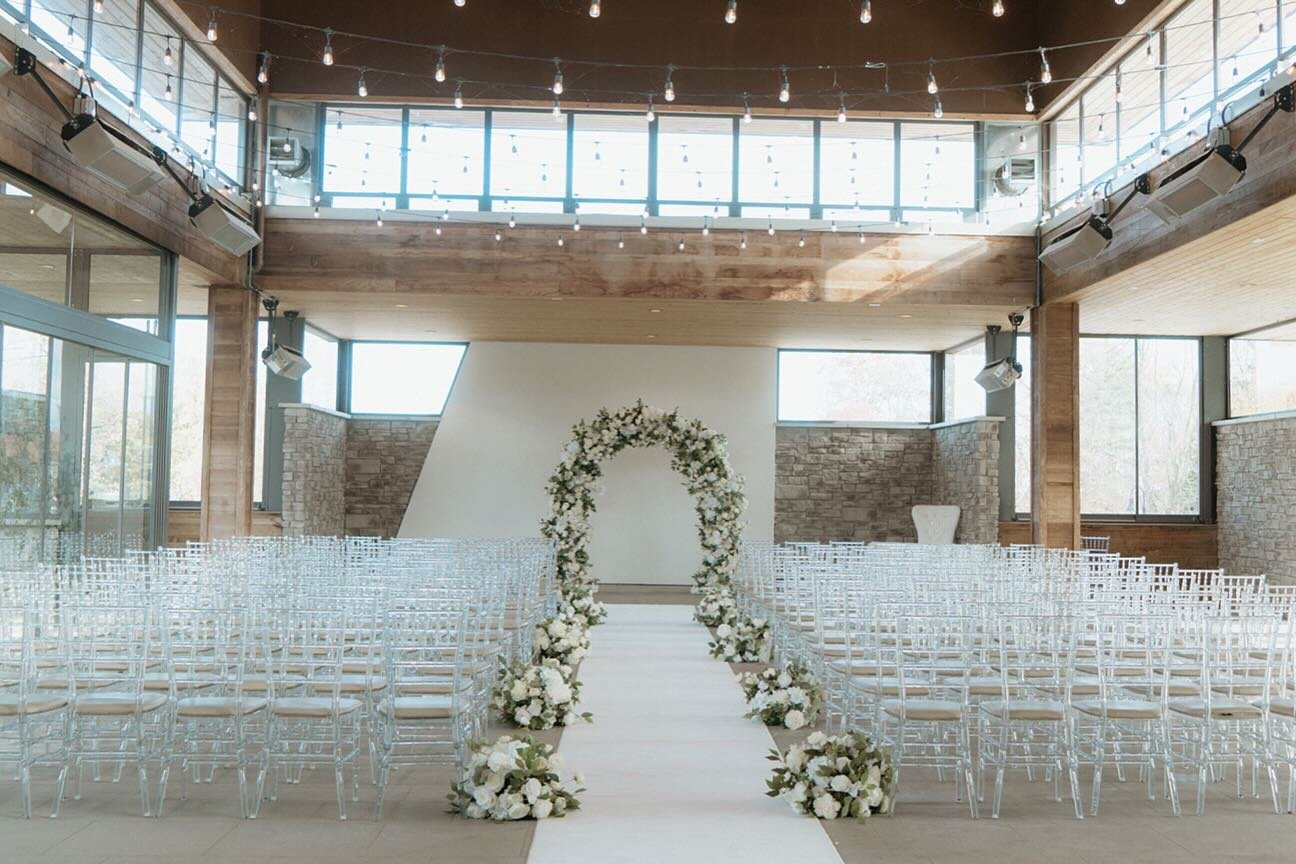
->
[399,342,776,585]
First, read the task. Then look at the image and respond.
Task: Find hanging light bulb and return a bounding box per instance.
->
[357,69,368,98]
[336,111,344,131]
[778,68,790,103]
[1114,71,1122,103]
[454,83,464,109]
[495,228,503,242]
[322,30,334,66]
[858,229,866,244]
[552,95,562,118]
[248,103,257,121]
[435,47,447,82]
[640,214,648,234]
[552,60,564,95]
[646,93,656,122]
[767,217,775,236]
[508,211,517,228]
[798,232,806,248]
[1145,33,1156,66]
[859,0,872,23]
[1018,131,1026,150]
[557,234,565,247]
[66,16,75,39]
[742,93,752,123]
[573,214,581,232]
[589,0,601,17]
[927,62,939,95]
[992,0,1004,16]
[313,206,320,218]
[206,9,218,41]
[664,66,676,102]
[701,217,710,236]
[725,0,737,24]
[933,96,943,119]
[163,37,173,66]
[164,74,173,98]
[617,234,625,249]
[1038,48,1052,84]
[257,54,270,85]
[454,0,466,5]
[837,93,847,123]
[94,0,103,12]
[1024,83,1035,113]
[376,210,383,227]
[739,231,748,249]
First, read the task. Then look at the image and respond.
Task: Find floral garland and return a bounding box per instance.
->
[693,584,738,628]
[534,611,591,667]
[492,658,591,730]
[708,613,771,663]
[541,401,748,623]
[738,662,824,731]
[767,731,896,820]
[450,736,584,820]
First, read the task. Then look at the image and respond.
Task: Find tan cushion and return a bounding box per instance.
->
[1268,699,1294,718]
[143,674,221,691]
[35,677,117,691]
[882,699,962,721]
[74,693,168,715]
[308,675,388,693]
[377,695,457,720]
[1168,699,1262,720]
[827,660,896,676]
[176,697,269,717]
[981,700,1068,721]
[395,678,471,695]
[0,695,68,716]
[851,677,929,697]
[1072,699,1162,720]
[239,674,305,691]
[271,696,363,717]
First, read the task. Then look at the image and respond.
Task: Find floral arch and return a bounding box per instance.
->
[540,401,748,625]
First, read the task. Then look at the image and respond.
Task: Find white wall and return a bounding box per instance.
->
[400,342,776,585]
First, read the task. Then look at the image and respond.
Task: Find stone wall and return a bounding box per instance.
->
[932,419,1001,544]
[1216,414,1296,584]
[775,426,934,543]
[344,418,438,538]
[281,405,347,536]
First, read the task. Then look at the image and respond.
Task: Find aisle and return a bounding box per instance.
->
[527,604,843,864]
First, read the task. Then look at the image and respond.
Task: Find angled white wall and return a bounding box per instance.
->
[399,342,776,585]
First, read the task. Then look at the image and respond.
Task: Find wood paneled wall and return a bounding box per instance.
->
[199,286,259,540]
[999,521,1219,571]
[168,509,283,547]
[1030,302,1081,549]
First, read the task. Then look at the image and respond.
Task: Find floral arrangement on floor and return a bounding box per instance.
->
[534,611,591,667]
[540,401,748,625]
[694,584,738,628]
[708,613,771,663]
[737,661,824,731]
[492,658,592,730]
[767,731,896,820]
[450,735,585,820]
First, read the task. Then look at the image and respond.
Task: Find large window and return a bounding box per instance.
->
[490,111,568,205]
[408,108,486,201]
[656,116,732,210]
[943,340,985,421]
[349,343,466,415]
[1229,335,1296,416]
[900,123,974,210]
[778,350,932,423]
[1079,337,1200,517]
[1014,335,1032,516]
[300,327,339,410]
[169,318,208,502]
[573,114,649,207]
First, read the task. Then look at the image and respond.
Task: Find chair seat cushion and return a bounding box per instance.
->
[981,700,1068,721]
[271,697,363,717]
[35,677,117,691]
[378,695,457,720]
[395,678,472,695]
[1072,699,1162,720]
[143,674,221,691]
[240,674,305,692]
[0,694,68,716]
[881,699,962,721]
[851,677,930,697]
[74,693,168,715]
[1269,699,1294,718]
[308,675,388,693]
[176,697,269,717]
[1168,698,1262,720]
[827,660,896,676]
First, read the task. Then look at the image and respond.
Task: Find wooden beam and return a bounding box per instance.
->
[199,285,258,540]
[1031,302,1080,550]
[257,219,1036,308]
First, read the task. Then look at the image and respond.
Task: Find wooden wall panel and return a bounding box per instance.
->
[168,509,282,546]
[1031,302,1081,549]
[1000,521,1219,570]
[199,286,259,540]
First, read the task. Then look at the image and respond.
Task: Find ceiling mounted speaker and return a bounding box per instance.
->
[61,116,164,196]
[1146,144,1245,223]
[1038,215,1113,275]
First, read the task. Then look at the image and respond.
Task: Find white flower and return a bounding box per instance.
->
[521,778,543,803]
[507,802,531,820]
[866,764,881,786]
[813,793,841,819]
[473,786,497,809]
[548,753,563,771]
[866,786,883,808]
[830,774,852,793]
[509,679,529,701]
[715,623,732,638]
[784,709,807,730]
[514,708,533,726]
[532,798,554,819]
[545,680,573,705]
[786,687,806,706]
[787,782,808,804]
[784,745,806,772]
[835,757,850,771]
[777,673,792,688]
[807,731,828,748]
[487,750,514,773]
[573,771,585,785]
[807,756,832,783]
[465,803,486,819]
[483,771,506,793]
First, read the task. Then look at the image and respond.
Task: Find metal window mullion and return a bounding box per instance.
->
[209,70,219,166]
[891,120,901,220]
[81,0,93,69]
[481,109,492,210]
[132,0,145,113]
[1212,0,1221,109]
[398,106,410,209]
[730,117,740,217]
[647,113,659,216]
[1158,28,1167,146]
[174,39,185,139]
[564,111,575,213]
[810,119,822,220]
[1133,338,1142,517]
[117,358,130,555]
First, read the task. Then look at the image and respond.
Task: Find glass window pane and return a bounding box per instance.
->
[1051,105,1081,207]
[572,114,648,202]
[121,360,156,547]
[408,108,485,197]
[89,0,140,98]
[254,321,266,504]
[657,203,728,217]
[1229,338,1296,416]
[657,115,732,204]
[323,107,403,194]
[409,197,481,213]
[300,328,338,410]
[738,118,813,205]
[169,318,207,502]
[900,123,974,208]
[1285,0,1296,54]
[1118,54,1162,175]
[820,120,894,208]
[1165,0,1216,127]
[489,111,567,201]
[821,207,893,224]
[86,360,126,505]
[1014,335,1032,515]
[1136,339,1199,514]
[778,351,931,422]
[350,343,466,415]
[1217,0,1278,103]
[180,48,216,158]
[1081,75,1118,188]
[0,325,51,524]
[944,341,985,421]
[32,0,88,61]
[88,254,162,329]
[1080,337,1137,514]
[740,205,812,219]
[140,5,181,134]
[215,79,244,184]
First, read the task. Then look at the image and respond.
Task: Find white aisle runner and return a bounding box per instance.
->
[527,603,843,864]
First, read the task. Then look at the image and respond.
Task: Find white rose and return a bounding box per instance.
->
[510,680,529,701]
[573,771,585,784]
[866,764,881,786]
[553,796,567,813]
[532,797,554,819]
[514,708,533,726]
[784,745,806,771]
[835,757,850,771]
[778,673,793,688]
[546,681,573,705]
[866,786,883,808]
[465,803,487,819]
[507,802,530,820]
[520,777,543,803]
[807,731,828,748]
[830,774,852,793]
[716,623,732,638]
[773,690,790,705]
[787,687,806,706]
[473,786,497,809]
[784,709,807,730]
[487,751,513,773]
[787,782,808,804]
[548,754,563,771]
[813,793,841,819]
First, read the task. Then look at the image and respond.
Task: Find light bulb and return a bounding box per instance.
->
[1039,49,1051,84]
[589,0,601,17]
[257,56,269,85]
[617,234,625,249]
[725,0,737,24]
[573,215,581,232]
[206,11,218,41]
[248,104,257,121]
[837,94,847,123]
[67,18,75,39]
[94,0,103,12]
[313,206,320,218]
[767,218,775,236]
[933,97,943,119]
[778,69,790,103]
[322,31,334,66]
[742,94,752,123]
[1145,36,1156,66]
[992,0,1004,17]
[664,77,675,103]
[859,0,871,23]
[509,212,517,228]
[552,96,562,118]
[739,232,747,249]
[435,49,447,82]
[495,229,502,242]
[1025,86,1035,113]
[646,94,656,122]
[455,0,466,5]
[640,215,648,235]
[678,238,685,251]
[702,217,710,236]
[376,211,383,227]
[357,71,368,98]
[454,84,464,109]
[927,67,939,95]
[552,64,564,95]
[164,74,172,98]
[557,234,565,247]
[798,232,806,248]
[163,38,173,65]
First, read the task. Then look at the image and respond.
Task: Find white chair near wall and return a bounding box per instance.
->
[912,505,961,545]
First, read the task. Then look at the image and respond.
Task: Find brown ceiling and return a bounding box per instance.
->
[240,0,1168,116]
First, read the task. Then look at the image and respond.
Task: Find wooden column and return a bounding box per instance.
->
[199,286,258,540]
[1031,303,1081,549]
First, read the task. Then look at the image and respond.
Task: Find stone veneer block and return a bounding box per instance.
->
[1216,414,1296,585]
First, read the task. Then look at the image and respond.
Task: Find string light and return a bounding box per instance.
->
[509,211,517,228]
[1145,33,1156,66]
[640,214,648,234]
[454,0,466,6]
[1114,70,1122,103]
[778,67,790,103]
[375,209,383,227]
[836,92,847,123]
[701,216,710,236]
[313,206,320,218]
[993,0,1004,16]
[495,228,503,242]
[927,61,938,95]
[742,93,752,123]
[94,0,103,12]
[552,95,562,117]
[454,82,464,108]
[739,232,747,249]
[859,1,872,23]
[257,54,270,85]
[589,0,601,18]
[573,214,581,232]
[798,232,806,248]
[1024,83,1035,113]
[1038,48,1051,84]
[322,29,334,66]
[206,8,218,42]
[552,60,564,95]
[617,234,625,249]
[164,74,172,98]
[678,237,686,252]
[767,217,775,236]
[646,94,656,122]
[163,37,172,65]
[932,96,943,118]
[557,234,565,247]
[435,47,447,82]
[248,103,258,121]
[357,69,368,98]
[66,16,75,40]
[725,0,737,24]
[664,66,676,102]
